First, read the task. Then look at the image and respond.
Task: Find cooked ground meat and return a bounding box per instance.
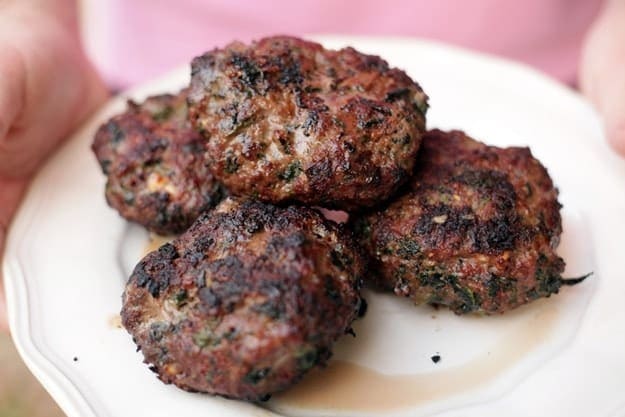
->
[92,90,224,235]
[121,198,365,400]
[188,36,428,211]
[352,129,573,315]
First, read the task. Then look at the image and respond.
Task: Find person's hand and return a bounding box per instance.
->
[580,0,625,156]
[0,0,109,331]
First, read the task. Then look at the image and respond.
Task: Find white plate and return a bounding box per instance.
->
[4,36,625,417]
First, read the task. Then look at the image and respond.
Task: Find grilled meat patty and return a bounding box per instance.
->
[188,36,428,210]
[353,129,568,314]
[121,198,365,400]
[92,90,224,235]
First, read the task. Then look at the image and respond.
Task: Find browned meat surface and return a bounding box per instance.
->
[121,198,365,400]
[353,129,568,314]
[92,90,224,234]
[188,36,428,210]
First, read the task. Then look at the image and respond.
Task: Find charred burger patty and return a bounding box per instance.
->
[353,129,570,314]
[121,198,365,400]
[188,36,428,210]
[92,90,224,235]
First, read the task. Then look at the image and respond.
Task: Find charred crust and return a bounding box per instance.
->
[353,129,568,314]
[92,90,225,235]
[188,36,427,210]
[131,244,178,298]
[121,197,365,398]
[231,53,263,90]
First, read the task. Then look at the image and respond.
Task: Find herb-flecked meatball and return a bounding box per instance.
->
[353,129,576,315]
[92,90,224,235]
[121,198,365,400]
[188,36,428,210]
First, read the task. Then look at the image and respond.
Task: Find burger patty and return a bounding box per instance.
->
[353,129,575,315]
[121,198,365,400]
[92,90,224,235]
[188,36,428,210]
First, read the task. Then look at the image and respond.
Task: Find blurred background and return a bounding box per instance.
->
[0,336,65,417]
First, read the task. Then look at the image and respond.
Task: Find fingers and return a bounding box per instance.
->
[0,21,108,179]
[579,0,625,157]
[601,77,625,156]
[582,56,625,156]
[0,45,26,142]
[607,123,625,156]
[588,59,625,158]
[0,1,105,333]
[0,66,107,179]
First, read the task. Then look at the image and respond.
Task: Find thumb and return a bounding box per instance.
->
[579,0,625,157]
[600,75,625,156]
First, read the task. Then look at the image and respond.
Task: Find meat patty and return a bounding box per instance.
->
[352,129,572,315]
[121,198,365,400]
[188,36,428,210]
[92,90,224,235]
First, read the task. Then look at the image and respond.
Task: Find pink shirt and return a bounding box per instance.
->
[82,0,603,88]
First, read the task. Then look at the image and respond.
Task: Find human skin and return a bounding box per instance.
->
[0,0,109,331]
[579,0,625,156]
[0,0,623,330]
